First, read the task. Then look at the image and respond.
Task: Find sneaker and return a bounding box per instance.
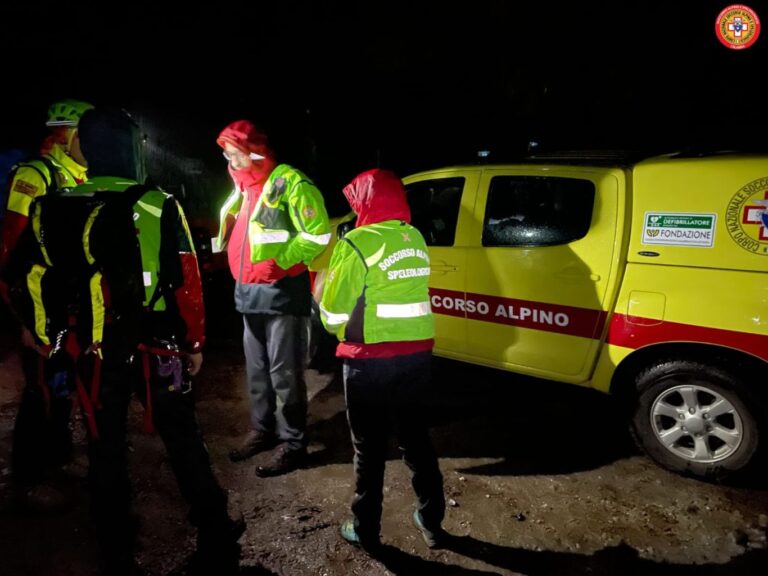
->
[255,444,307,478]
[229,430,276,462]
[340,519,380,552]
[412,510,446,549]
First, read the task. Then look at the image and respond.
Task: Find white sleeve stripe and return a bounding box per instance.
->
[251,230,290,244]
[300,232,331,245]
[320,304,350,325]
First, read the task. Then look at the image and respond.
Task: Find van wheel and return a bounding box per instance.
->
[630,360,761,481]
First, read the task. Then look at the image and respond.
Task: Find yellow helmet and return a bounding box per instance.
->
[45,99,94,127]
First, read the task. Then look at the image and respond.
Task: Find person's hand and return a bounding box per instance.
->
[20,327,46,356]
[185,352,203,376]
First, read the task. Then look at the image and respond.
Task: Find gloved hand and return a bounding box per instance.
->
[185,351,203,376]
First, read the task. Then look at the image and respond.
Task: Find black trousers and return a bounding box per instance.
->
[343,351,445,540]
[12,347,73,488]
[86,354,228,569]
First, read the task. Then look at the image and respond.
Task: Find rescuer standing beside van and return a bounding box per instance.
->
[320,169,446,552]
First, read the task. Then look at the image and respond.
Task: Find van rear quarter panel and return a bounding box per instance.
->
[593,154,768,392]
[629,155,768,271]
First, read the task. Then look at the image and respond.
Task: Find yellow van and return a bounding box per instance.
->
[379,152,766,481]
[313,153,767,479]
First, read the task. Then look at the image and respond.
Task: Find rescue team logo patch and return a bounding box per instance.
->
[716,4,761,49]
[302,206,316,219]
[642,213,717,247]
[726,176,768,255]
[12,179,39,197]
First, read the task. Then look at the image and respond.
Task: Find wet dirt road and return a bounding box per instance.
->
[1,327,767,576]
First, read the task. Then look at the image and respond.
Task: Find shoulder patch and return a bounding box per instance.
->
[13,179,39,197]
[302,206,316,219]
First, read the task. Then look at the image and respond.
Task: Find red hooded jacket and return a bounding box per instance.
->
[336,169,434,359]
[217,120,304,285]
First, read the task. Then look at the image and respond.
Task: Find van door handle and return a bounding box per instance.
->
[555,270,601,282]
[432,260,458,272]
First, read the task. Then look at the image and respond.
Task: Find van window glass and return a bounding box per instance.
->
[405,177,464,246]
[483,176,595,246]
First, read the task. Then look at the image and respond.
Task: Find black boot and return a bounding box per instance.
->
[189,515,245,575]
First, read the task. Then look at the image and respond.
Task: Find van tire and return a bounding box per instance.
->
[630,359,761,481]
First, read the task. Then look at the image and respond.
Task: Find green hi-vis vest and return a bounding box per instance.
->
[25,177,169,355]
[216,164,331,270]
[320,220,434,344]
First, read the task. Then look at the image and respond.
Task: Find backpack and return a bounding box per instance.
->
[12,184,184,437]
[18,185,149,361]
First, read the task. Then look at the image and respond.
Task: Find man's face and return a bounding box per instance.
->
[68,129,88,167]
[223,142,252,171]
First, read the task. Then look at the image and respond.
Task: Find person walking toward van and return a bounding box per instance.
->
[320,168,446,552]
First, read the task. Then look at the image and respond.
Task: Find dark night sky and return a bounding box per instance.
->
[1,0,766,216]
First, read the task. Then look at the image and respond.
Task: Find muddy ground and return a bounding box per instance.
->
[1,303,768,575]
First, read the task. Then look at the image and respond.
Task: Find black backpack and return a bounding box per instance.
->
[18,186,149,361]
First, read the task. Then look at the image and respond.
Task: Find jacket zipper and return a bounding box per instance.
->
[237,189,251,284]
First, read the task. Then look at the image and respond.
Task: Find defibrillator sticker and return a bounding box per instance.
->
[642,212,716,247]
[725,176,768,256]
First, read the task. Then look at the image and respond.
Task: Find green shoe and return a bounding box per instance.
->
[413,510,446,549]
[340,519,380,552]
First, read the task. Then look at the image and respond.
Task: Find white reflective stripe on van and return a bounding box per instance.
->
[376,301,431,318]
[301,231,331,245]
[251,230,290,244]
[320,304,350,326]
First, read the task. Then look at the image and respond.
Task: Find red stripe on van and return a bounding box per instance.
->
[429,288,607,339]
[607,313,768,362]
[428,288,768,361]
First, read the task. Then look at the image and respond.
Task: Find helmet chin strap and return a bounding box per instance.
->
[65,127,77,153]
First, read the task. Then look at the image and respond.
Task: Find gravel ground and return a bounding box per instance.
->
[1,321,767,576]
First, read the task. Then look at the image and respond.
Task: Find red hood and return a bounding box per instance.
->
[343,169,411,227]
[217,120,275,190]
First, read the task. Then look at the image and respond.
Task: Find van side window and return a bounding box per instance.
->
[405,177,464,246]
[483,176,595,247]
